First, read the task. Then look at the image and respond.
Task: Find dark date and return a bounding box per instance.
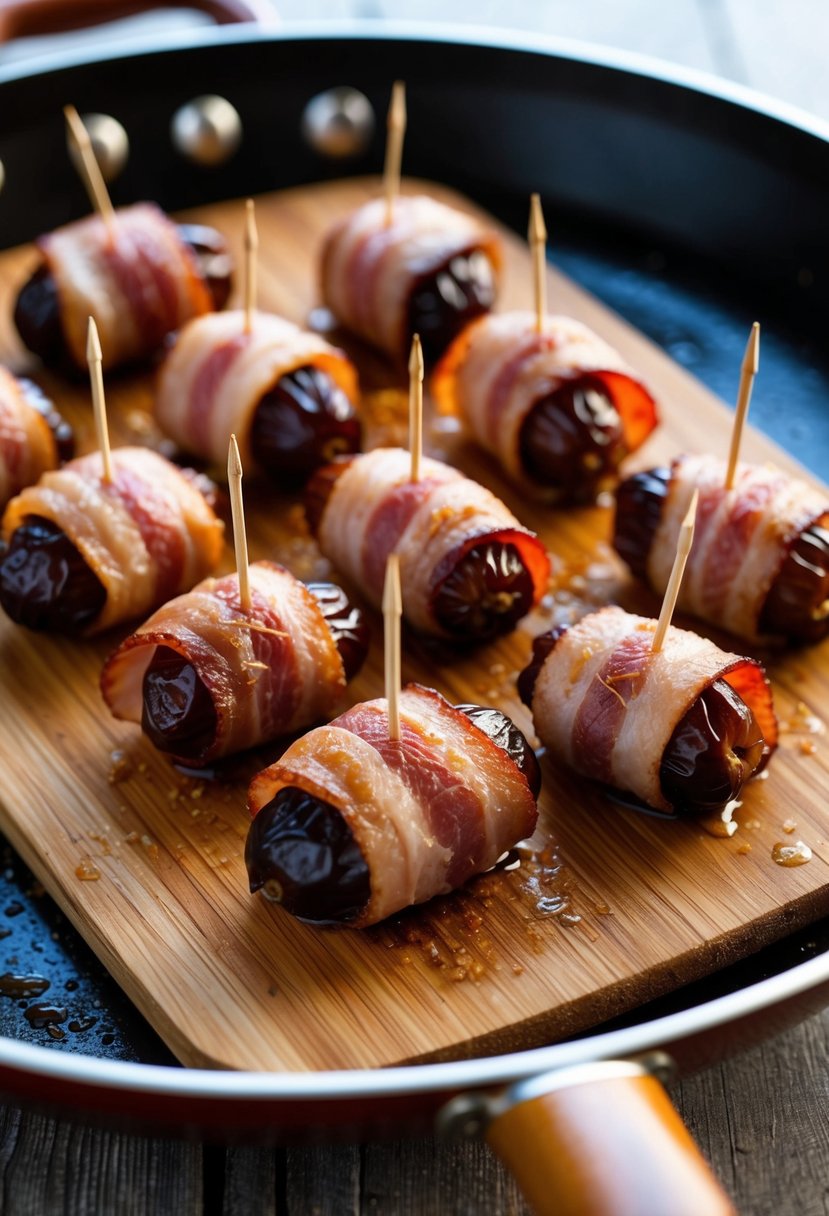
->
[614,467,829,643]
[0,515,105,632]
[250,365,361,486]
[141,645,218,760]
[433,540,534,641]
[303,457,353,536]
[245,701,539,926]
[306,581,369,682]
[660,678,766,815]
[517,625,571,708]
[14,223,232,372]
[407,249,496,364]
[140,581,367,762]
[519,376,627,502]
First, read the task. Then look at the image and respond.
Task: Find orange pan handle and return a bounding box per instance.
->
[0,0,275,44]
[439,1056,737,1216]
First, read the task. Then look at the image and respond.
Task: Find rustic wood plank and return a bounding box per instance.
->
[223,1147,278,1216]
[0,1107,202,1215]
[361,1137,530,1216]
[284,1144,361,1215]
[0,178,827,1076]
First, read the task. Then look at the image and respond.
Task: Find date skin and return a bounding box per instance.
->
[407,249,496,364]
[519,376,627,502]
[519,626,767,816]
[614,467,829,643]
[140,581,370,762]
[14,222,232,374]
[250,365,361,486]
[0,515,105,632]
[245,702,540,926]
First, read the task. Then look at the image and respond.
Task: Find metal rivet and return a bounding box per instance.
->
[68,113,129,183]
[171,95,242,167]
[301,87,375,160]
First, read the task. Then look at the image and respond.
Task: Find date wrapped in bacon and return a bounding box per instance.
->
[614,455,829,644]
[155,311,360,478]
[519,606,777,817]
[1,446,223,634]
[246,684,539,927]
[320,195,502,365]
[0,366,73,509]
[101,561,368,765]
[432,311,658,502]
[305,447,551,641]
[15,204,230,374]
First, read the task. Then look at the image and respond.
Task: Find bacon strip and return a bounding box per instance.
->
[648,455,829,641]
[101,561,346,763]
[315,447,550,636]
[321,195,502,362]
[0,367,58,508]
[2,447,223,633]
[247,684,538,925]
[530,606,776,812]
[39,203,213,371]
[155,311,358,469]
[433,311,657,495]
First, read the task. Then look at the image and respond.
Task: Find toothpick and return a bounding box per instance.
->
[227,434,251,613]
[64,105,116,235]
[86,317,112,484]
[651,489,699,654]
[384,81,407,226]
[408,333,424,483]
[528,193,548,335]
[724,321,760,490]
[383,553,402,741]
[243,198,258,335]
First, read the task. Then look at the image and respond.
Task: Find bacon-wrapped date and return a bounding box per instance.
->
[101,561,369,765]
[155,311,360,482]
[305,447,551,641]
[14,206,232,375]
[519,605,777,817]
[0,366,73,509]
[245,683,540,927]
[432,312,658,503]
[0,446,223,634]
[320,195,502,365]
[613,455,829,644]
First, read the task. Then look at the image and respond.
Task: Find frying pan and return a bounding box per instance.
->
[1,7,829,1214]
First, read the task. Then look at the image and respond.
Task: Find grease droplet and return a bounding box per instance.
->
[772,840,812,867]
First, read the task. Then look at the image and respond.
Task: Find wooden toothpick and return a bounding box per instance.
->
[227,434,251,613]
[243,198,258,335]
[528,193,548,335]
[408,333,424,483]
[64,105,116,234]
[384,81,407,226]
[724,321,760,490]
[86,317,112,484]
[383,553,402,741]
[651,489,699,654]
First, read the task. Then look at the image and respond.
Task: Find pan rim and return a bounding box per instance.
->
[1,946,827,1098]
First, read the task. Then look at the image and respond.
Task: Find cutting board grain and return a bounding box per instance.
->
[0,179,827,1072]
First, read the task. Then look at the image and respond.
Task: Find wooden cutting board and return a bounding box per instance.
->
[0,179,827,1073]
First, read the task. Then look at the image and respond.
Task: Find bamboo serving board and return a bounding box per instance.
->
[1,179,828,1073]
